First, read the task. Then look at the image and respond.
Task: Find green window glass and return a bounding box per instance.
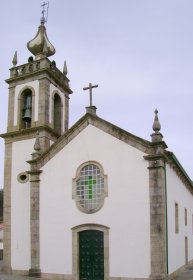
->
[76,164,104,211]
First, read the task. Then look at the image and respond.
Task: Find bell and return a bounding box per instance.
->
[23,94,32,122]
[23,108,32,122]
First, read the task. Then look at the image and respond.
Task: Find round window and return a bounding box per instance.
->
[17,172,29,184]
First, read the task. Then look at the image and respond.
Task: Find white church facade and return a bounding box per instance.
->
[1,12,193,280]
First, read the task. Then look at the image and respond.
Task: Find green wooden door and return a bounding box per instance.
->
[79,230,104,280]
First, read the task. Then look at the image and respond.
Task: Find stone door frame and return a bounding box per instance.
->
[72,224,109,280]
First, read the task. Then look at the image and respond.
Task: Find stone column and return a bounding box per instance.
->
[3,140,12,273]
[28,169,42,278]
[144,110,168,280]
[7,85,15,132]
[145,155,167,280]
[38,78,50,126]
[64,94,69,132]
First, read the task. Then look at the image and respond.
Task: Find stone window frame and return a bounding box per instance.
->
[72,161,108,214]
[17,172,29,184]
[17,86,35,130]
[71,224,109,280]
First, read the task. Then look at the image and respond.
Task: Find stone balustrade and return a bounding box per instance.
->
[10,58,69,86]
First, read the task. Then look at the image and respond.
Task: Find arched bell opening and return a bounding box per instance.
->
[20,89,32,129]
[53,93,62,135]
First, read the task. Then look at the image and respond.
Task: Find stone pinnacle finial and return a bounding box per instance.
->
[34,131,41,152]
[32,131,41,160]
[151,109,163,143]
[12,51,17,66]
[63,61,68,75]
[153,109,161,133]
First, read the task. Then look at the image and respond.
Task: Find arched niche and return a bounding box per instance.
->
[53,93,62,135]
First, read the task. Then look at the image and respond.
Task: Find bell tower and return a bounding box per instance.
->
[1,14,72,273]
[6,15,72,147]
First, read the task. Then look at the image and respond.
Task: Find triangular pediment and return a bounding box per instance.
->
[32,113,153,169]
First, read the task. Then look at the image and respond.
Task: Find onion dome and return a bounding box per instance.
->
[27,17,55,59]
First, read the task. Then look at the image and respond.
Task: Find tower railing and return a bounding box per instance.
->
[9,57,69,88]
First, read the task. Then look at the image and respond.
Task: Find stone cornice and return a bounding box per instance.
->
[144,154,166,169]
[0,125,59,141]
[27,170,42,182]
[88,114,153,152]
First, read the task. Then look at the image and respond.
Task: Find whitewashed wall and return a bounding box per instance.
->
[167,163,193,274]
[11,139,34,270]
[40,125,150,278]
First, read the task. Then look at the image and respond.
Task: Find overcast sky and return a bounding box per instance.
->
[0,0,193,187]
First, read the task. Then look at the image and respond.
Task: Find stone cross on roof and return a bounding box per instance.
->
[83,83,98,107]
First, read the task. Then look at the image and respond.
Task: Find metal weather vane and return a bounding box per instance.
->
[41,1,49,25]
